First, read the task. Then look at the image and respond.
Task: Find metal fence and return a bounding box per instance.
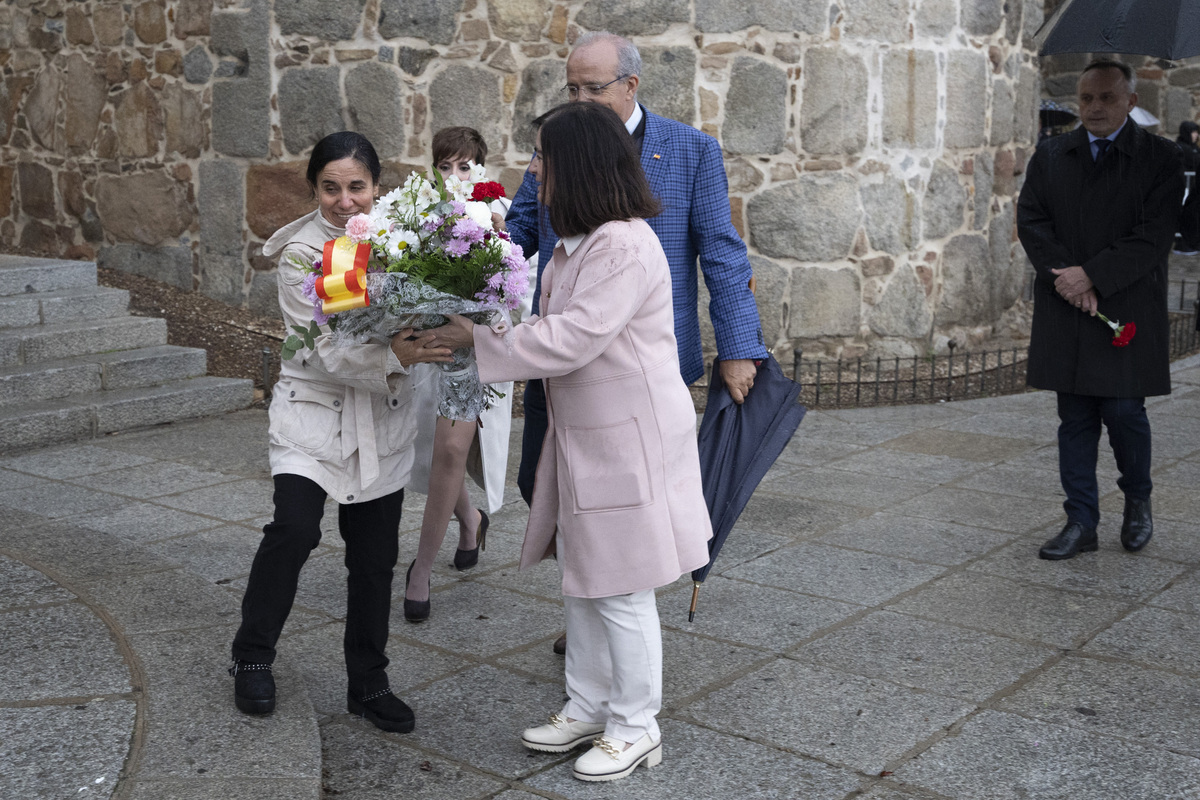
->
[790,279,1200,410]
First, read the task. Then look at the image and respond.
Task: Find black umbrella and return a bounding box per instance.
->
[1034,0,1200,60]
[688,354,806,621]
[1039,100,1078,128]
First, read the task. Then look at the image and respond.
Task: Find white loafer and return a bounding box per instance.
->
[521,712,606,753]
[572,733,662,782]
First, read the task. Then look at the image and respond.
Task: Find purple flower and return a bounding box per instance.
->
[301,272,332,326]
[423,216,443,232]
[452,217,485,244]
[449,201,466,215]
[444,238,471,258]
[486,271,505,289]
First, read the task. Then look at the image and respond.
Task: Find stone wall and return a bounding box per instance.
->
[1,0,1046,361]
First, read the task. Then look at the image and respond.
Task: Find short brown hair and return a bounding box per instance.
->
[432,126,487,166]
[537,103,659,238]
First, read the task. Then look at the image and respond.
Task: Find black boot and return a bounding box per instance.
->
[348,688,415,733]
[1038,521,1098,560]
[229,660,275,715]
[1120,496,1153,552]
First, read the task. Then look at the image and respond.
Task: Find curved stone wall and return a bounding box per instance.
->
[0,0,1046,361]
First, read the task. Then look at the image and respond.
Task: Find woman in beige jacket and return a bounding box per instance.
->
[229,132,451,733]
[433,104,712,782]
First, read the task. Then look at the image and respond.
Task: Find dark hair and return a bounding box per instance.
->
[1178,120,1200,145]
[1080,59,1137,92]
[536,103,660,238]
[432,126,488,166]
[306,131,381,191]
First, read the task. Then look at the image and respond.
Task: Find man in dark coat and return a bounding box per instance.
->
[1018,59,1183,560]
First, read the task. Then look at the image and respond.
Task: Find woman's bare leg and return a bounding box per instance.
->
[406,417,481,602]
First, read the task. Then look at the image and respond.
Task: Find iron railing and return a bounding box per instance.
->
[791,279,1199,410]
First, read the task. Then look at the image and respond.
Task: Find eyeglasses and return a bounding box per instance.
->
[562,75,629,100]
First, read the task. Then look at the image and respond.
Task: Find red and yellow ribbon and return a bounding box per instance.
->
[317,236,371,314]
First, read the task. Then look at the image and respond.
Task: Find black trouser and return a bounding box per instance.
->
[231,473,403,698]
[518,379,548,506]
[1056,392,1152,529]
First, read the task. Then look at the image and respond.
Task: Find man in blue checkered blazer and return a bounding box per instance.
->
[507,32,769,509]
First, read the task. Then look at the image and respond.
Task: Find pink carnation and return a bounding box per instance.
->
[345,213,373,243]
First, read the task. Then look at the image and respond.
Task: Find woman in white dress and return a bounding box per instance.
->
[403,127,523,621]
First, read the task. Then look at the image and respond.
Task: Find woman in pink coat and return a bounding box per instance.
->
[433,102,713,782]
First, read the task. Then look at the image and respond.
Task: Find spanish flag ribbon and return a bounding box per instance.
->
[317,236,371,314]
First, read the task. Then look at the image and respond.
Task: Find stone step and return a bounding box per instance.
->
[0,315,168,367]
[0,255,97,297]
[0,285,130,329]
[0,376,255,452]
[0,345,209,407]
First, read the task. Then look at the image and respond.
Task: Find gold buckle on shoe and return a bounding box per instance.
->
[549,712,567,727]
[592,736,621,760]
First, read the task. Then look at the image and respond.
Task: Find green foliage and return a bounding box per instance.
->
[392,238,504,301]
[281,320,321,361]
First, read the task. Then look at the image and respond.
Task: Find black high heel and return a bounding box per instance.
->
[453,509,489,571]
[403,560,430,623]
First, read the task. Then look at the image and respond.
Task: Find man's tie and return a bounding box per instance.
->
[1094,138,1111,162]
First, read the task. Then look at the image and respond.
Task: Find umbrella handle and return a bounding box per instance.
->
[688,581,701,623]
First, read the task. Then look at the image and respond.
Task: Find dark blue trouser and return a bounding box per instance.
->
[1056,392,1152,529]
[518,379,548,506]
[232,474,403,697]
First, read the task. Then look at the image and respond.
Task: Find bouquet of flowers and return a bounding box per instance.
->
[285,163,529,420]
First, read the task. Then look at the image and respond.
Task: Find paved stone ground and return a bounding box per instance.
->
[2,352,1200,800]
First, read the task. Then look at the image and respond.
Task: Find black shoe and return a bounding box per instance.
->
[1038,522,1098,560]
[229,660,275,715]
[552,632,567,656]
[403,561,430,623]
[1120,496,1153,552]
[348,688,415,733]
[453,509,489,571]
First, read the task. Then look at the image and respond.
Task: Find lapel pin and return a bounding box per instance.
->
[653,154,661,159]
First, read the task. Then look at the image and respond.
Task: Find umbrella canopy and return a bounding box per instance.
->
[1040,99,1078,128]
[1034,0,1200,60]
[688,354,806,620]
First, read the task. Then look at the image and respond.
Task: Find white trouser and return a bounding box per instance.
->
[562,590,663,744]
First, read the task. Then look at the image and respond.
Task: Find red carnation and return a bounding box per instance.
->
[1112,321,1136,347]
[471,181,507,202]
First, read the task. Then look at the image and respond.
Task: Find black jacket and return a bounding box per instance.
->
[1018,121,1183,397]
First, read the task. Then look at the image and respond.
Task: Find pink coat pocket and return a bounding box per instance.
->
[563,418,654,513]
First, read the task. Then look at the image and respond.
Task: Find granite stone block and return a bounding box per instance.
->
[673,575,860,650]
[735,492,866,539]
[797,610,1054,701]
[527,718,864,799]
[81,569,239,635]
[74,501,224,543]
[817,513,1014,566]
[1084,605,1200,674]
[320,719,505,799]
[96,410,271,477]
[0,701,136,800]
[68,460,237,498]
[896,710,1200,799]
[0,602,131,701]
[891,572,1131,648]
[130,627,320,779]
[824,448,984,484]
[968,539,1187,600]
[686,659,973,773]
[781,468,935,509]
[388,581,564,659]
[2,442,155,477]
[147,524,266,583]
[0,555,74,608]
[153,477,276,522]
[998,654,1200,757]
[402,664,571,778]
[887,486,1061,534]
[126,779,319,800]
[723,542,947,606]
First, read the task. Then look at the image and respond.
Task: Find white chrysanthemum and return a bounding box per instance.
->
[468,161,487,182]
[381,228,420,258]
[497,237,512,258]
[463,201,493,229]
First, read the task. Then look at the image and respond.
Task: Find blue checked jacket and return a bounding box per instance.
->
[506,106,767,385]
